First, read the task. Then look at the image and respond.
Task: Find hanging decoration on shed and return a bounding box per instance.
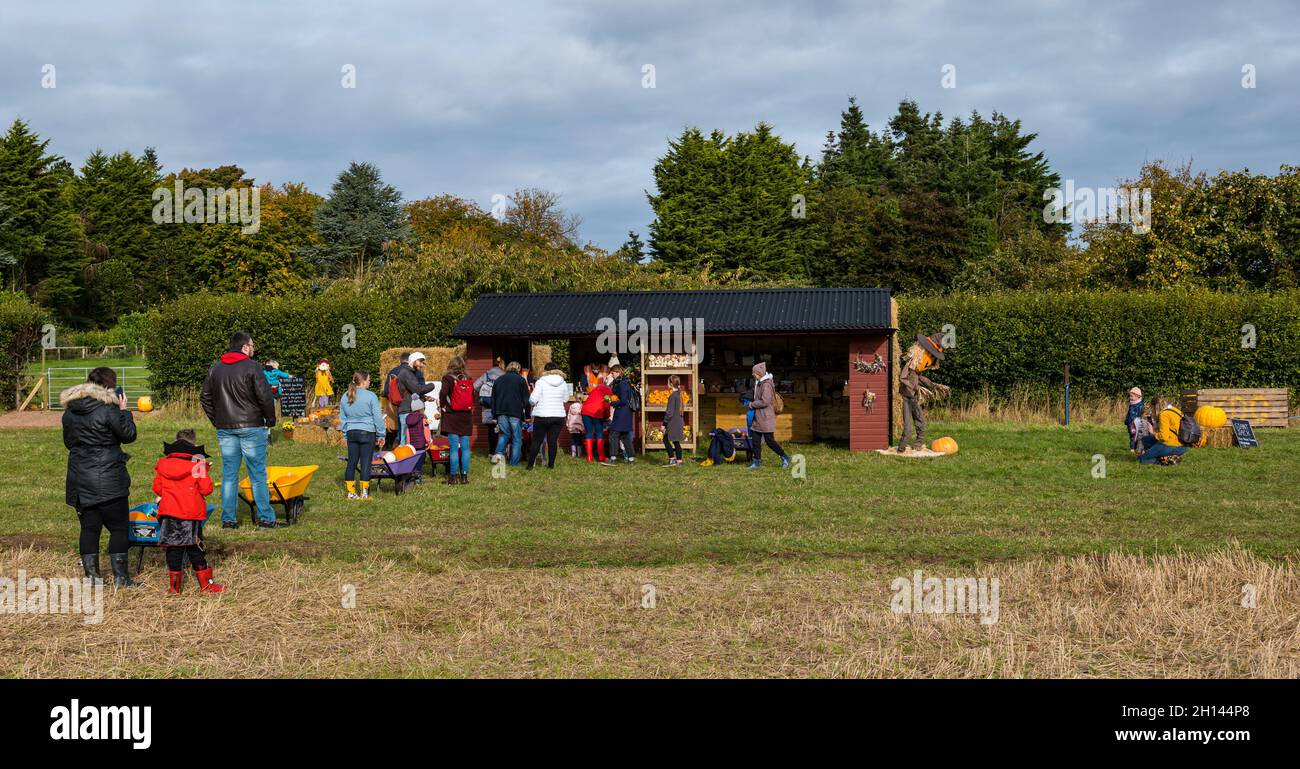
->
[861,390,876,412]
[852,353,885,374]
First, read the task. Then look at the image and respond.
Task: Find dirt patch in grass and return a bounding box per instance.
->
[0,534,63,551]
[2,546,1294,678]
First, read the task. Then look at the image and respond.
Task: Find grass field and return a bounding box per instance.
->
[1,414,1297,677]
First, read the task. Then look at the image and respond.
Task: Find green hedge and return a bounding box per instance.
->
[899,290,1300,402]
[0,293,47,407]
[150,289,1300,406]
[145,292,456,398]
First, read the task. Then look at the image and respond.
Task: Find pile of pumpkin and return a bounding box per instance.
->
[1193,405,1231,448]
[647,389,690,407]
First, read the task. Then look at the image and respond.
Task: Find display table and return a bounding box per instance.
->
[698,393,813,443]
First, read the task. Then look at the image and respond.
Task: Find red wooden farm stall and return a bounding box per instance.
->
[451,288,898,453]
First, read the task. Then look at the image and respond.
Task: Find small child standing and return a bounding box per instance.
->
[152,429,223,594]
[566,400,584,457]
[1124,386,1145,451]
[314,358,334,409]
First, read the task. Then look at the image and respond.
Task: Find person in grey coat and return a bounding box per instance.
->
[473,357,505,457]
[748,361,790,469]
[661,375,685,466]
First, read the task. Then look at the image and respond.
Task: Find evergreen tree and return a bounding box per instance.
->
[310,162,407,282]
[648,124,813,278]
[617,231,645,263]
[0,119,67,293]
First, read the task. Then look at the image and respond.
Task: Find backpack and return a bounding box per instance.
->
[626,384,642,412]
[773,391,785,415]
[479,373,496,408]
[449,377,474,412]
[386,373,403,405]
[1172,407,1202,446]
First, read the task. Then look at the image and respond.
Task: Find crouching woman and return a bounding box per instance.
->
[1137,397,1190,466]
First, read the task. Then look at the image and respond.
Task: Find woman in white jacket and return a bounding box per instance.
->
[527,362,571,469]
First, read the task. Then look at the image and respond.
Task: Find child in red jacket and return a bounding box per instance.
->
[152,429,223,594]
[580,381,613,463]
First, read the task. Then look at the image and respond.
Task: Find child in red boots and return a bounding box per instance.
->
[580,379,613,463]
[152,429,224,594]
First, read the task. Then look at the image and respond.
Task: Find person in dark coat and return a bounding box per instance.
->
[608,365,636,463]
[62,367,138,587]
[490,362,530,466]
[395,352,437,446]
[661,375,685,466]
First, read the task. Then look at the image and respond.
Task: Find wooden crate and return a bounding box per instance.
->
[1181,388,1290,428]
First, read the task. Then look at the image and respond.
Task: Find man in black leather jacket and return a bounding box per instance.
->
[201,331,284,529]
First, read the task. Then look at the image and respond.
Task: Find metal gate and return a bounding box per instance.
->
[47,366,154,410]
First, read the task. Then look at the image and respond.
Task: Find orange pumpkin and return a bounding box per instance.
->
[1194,405,1227,429]
[137,396,154,413]
[931,436,959,455]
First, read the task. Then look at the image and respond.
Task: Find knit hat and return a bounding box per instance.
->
[752,361,767,379]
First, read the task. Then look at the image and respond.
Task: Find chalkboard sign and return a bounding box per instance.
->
[279,376,307,419]
[1230,418,1258,449]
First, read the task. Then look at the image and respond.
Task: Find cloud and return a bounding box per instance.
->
[1,0,1295,249]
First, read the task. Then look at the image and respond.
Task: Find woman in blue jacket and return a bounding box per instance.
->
[608,365,636,463]
[339,371,385,500]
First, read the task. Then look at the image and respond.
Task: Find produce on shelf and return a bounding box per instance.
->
[647,389,690,406]
[647,353,693,369]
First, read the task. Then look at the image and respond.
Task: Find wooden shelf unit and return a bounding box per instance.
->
[640,348,700,453]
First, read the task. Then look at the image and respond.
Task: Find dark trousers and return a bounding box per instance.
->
[527,417,565,469]
[165,545,208,571]
[667,441,682,461]
[900,395,925,448]
[485,422,498,457]
[345,430,377,481]
[610,430,635,459]
[751,431,787,464]
[78,495,129,555]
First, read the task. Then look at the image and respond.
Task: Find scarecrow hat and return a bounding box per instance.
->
[163,438,209,457]
[916,333,946,361]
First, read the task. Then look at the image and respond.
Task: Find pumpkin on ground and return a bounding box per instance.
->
[1194,405,1227,428]
[931,436,959,455]
[137,396,154,413]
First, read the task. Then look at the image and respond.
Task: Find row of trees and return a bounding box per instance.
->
[647,97,1300,293]
[2,100,1296,332]
[0,118,608,328]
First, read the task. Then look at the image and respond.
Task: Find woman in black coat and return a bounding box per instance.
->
[61,367,138,586]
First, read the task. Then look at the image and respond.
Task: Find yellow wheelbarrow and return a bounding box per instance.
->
[239,465,319,525]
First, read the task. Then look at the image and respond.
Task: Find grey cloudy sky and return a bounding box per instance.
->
[1,0,1296,250]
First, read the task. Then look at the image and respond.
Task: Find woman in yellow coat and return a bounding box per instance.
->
[314,358,335,408]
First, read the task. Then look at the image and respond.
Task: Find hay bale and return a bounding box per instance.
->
[377,345,464,380]
[1202,426,1236,448]
[288,423,345,447]
[530,343,552,372]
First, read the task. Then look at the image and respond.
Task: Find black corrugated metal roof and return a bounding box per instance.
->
[452,288,893,337]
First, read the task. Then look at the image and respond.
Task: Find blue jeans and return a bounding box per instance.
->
[447,433,471,475]
[218,427,273,524]
[494,415,523,465]
[582,415,605,440]
[1138,435,1187,465]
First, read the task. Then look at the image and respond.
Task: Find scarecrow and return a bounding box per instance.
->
[897,332,951,452]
